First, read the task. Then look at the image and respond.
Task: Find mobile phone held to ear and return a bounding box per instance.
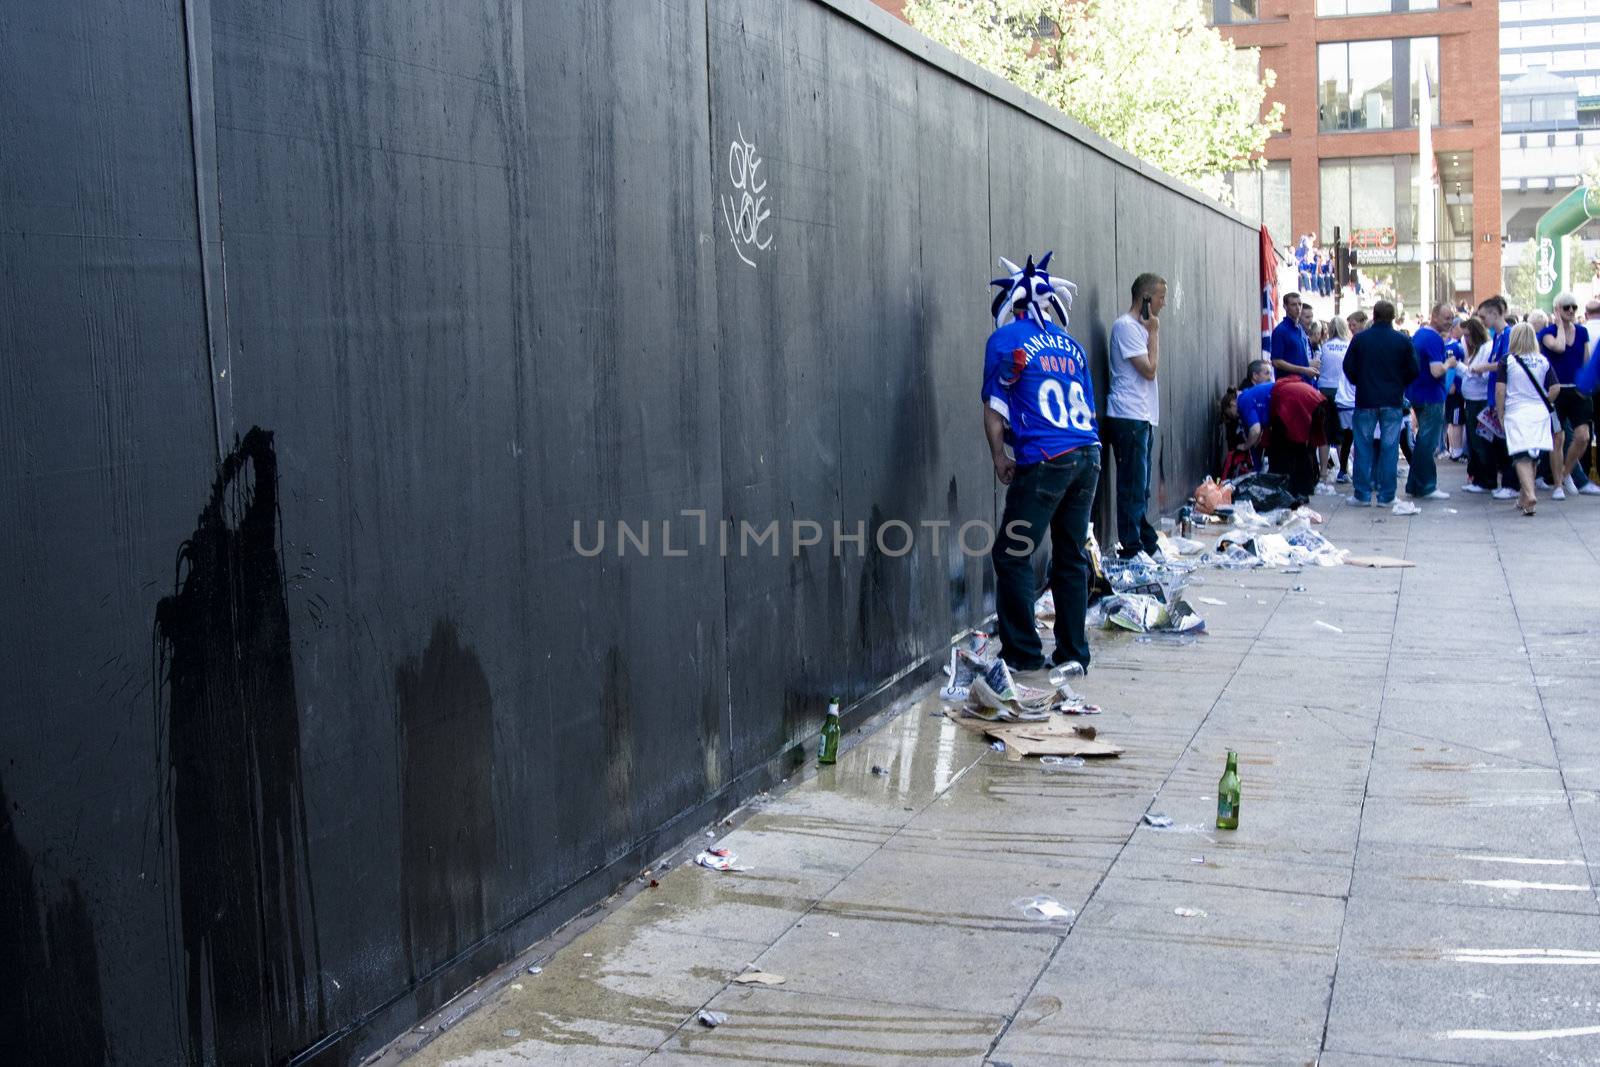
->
[1141,295,1152,320]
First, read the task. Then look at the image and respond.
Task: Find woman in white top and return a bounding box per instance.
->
[1318,317,1352,483]
[1498,321,1560,515]
[1459,316,1494,493]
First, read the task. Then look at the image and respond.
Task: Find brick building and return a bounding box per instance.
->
[876,0,1502,311]
[1213,0,1501,311]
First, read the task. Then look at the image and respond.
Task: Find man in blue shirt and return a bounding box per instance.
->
[1403,302,1458,501]
[1270,293,1319,384]
[1540,291,1596,497]
[984,278,1101,678]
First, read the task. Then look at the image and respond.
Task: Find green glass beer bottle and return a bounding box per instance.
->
[1216,750,1240,830]
[818,698,841,765]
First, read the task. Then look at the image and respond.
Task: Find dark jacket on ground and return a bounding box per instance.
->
[1343,321,1419,410]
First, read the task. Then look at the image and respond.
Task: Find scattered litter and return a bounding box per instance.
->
[695,848,749,872]
[1191,856,1206,864]
[1135,632,1198,646]
[1143,813,1175,829]
[1196,596,1227,606]
[946,708,1124,760]
[733,971,787,986]
[697,1011,728,1028]
[827,931,840,938]
[1313,620,1344,633]
[1039,756,1085,767]
[416,1026,430,1033]
[1015,896,1076,923]
[511,983,524,991]
[870,765,887,775]
[1173,907,1207,918]
[1293,585,1307,592]
[1345,555,1414,568]
[527,965,543,975]
[1445,508,1458,514]
[582,952,593,958]
[503,1029,522,1039]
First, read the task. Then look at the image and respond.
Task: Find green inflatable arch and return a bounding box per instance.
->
[1534,183,1600,311]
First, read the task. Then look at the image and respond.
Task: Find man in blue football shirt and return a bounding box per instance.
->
[1233,360,1276,468]
[1540,292,1594,497]
[1270,292,1320,384]
[1403,302,1458,501]
[983,271,1101,678]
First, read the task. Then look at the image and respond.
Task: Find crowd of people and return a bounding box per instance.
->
[1227,290,1600,517]
[978,253,1599,682]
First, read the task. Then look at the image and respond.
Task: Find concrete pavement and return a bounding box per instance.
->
[378,461,1600,1066]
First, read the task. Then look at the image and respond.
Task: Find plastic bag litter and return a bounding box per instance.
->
[1142,813,1174,828]
[1034,590,1055,623]
[1161,534,1206,557]
[697,1011,728,1028]
[1193,477,1233,515]
[1039,755,1085,767]
[695,848,748,872]
[1227,471,1307,511]
[1014,896,1076,923]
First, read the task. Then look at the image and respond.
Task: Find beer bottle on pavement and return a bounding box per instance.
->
[1216,750,1240,830]
[818,698,841,765]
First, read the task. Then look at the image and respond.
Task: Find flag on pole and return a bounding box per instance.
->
[1260,225,1279,353]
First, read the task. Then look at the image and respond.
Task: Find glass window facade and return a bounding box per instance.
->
[1226,162,1292,244]
[1320,154,1475,310]
[1318,38,1440,132]
[1317,0,1437,14]
[1210,0,1259,24]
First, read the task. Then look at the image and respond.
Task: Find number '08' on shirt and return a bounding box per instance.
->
[982,318,1099,465]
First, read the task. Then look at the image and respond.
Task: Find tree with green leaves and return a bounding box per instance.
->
[904,0,1285,204]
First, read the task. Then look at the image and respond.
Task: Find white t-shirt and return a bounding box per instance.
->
[1460,340,1491,402]
[1318,337,1348,391]
[1107,313,1159,425]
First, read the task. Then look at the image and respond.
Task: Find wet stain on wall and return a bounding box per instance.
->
[396,619,499,1009]
[153,427,325,1065]
[598,645,636,851]
[0,773,108,1066]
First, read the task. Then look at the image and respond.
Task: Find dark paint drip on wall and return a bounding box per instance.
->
[598,645,636,852]
[0,773,109,1066]
[153,427,325,1065]
[396,619,499,1012]
[946,475,967,618]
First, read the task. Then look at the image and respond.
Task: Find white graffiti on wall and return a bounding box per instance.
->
[720,124,773,268]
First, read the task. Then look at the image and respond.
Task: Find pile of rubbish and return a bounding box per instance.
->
[1187,473,1348,571]
[1086,534,1207,637]
[940,633,1085,722]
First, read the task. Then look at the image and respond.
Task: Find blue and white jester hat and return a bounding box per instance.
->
[989,252,1078,330]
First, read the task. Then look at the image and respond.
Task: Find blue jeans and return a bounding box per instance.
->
[1352,407,1403,504]
[1405,402,1444,497]
[992,446,1101,671]
[1102,416,1158,557]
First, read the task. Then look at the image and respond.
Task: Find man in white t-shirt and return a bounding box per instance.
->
[1104,273,1165,558]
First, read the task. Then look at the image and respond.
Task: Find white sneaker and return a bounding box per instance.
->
[1392,500,1421,516]
[1493,488,1518,500]
[1537,477,1553,490]
[1424,490,1450,500]
[1345,495,1371,507]
[1580,483,1600,496]
[1461,484,1488,494]
[1553,487,1567,500]
[1563,475,1579,494]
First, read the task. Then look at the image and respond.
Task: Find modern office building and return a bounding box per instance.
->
[1214,0,1502,311]
[1499,0,1600,291]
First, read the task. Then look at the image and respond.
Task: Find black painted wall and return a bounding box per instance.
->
[0,1,1256,1063]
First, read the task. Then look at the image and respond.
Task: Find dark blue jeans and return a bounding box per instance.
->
[1405,402,1444,497]
[1352,407,1403,504]
[1101,416,1158,558]
[992,446,1101,672]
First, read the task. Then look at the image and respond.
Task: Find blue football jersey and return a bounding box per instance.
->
[981,319,1100,464]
